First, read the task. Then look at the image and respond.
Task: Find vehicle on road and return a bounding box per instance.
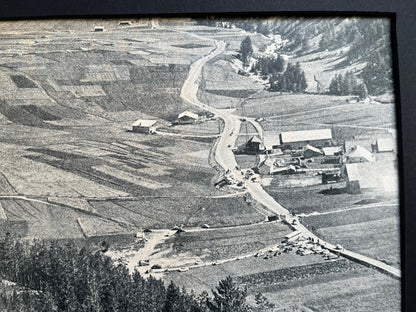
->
[335,244,344,250]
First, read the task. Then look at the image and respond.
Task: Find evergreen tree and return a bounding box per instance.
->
[163,282,183,312]
[240,36,253,66]
[253,293,275,312]
[357,83,369,99]
[207,276,249,312]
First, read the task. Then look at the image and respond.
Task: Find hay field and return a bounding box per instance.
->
[0,21,264,239]
[158,221,291,262]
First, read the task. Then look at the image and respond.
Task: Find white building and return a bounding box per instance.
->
[131,119,158,134]
[280,128,332,148]
[344,145,375,163]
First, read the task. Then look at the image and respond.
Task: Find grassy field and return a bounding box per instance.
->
[0,21,245,240]
[265,180,401,269]
[236,93,396,132]
[256,269,400,312]
[164,246,327,294]
[235,154,259,169]
[316,217,401,268]
[89,195,265,230]
[265,182,387,214]
[165,255,400,311]
[157,221,290,262]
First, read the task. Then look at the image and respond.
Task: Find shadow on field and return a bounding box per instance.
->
[318,186,347,195]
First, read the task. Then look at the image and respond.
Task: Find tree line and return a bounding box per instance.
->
[0,237,274,312]
[222,17,393,96]
[328,71,368,99]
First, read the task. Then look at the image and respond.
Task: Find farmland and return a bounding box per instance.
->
[0,19,268,240]
[156,221,290,262]
[0,17,401,312]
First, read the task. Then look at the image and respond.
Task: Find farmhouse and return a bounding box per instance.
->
[283,230,302,242]
[177,111,199,124]
[245,136,263,154]
[119,21,131,26]
[342,160,398,194]
[303,144,323,158]
[372,137,395,153]
[343,145,375,163]
[280,128,332,149]
[131,119,158,134]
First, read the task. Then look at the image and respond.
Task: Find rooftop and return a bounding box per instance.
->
[263,131,281,150]
[280,128,332,144]
[178,111,198,120]
[132,119,158,127]
[322,146,342,156]
[376,137,395,152]
[345,160,398,192]
[345,145,374,162]
[303,144,322,154]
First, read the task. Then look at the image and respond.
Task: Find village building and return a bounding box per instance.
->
[280,128,332,149]
[303,144,323,159]
[245,136,264,154]
[343,145,375,163]
[263,132,281,154]
[372,137,395,153]
[131,119,158,134]
[322,146,342,156]
[270,164,296,175]
[341,160,398,194]
[177,111,199,124]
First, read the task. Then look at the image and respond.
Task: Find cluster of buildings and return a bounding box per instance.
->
[130,110,211,134]
[242,128,398,194]
[244,128,334,155]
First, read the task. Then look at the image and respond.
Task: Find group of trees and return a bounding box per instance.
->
[269,62,308,93]
[251,54,285,77]
[0,237,274,312]
[328,71,368,99]
[241,36,307,94]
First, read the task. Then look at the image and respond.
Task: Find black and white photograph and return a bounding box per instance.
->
[0,15,402,311]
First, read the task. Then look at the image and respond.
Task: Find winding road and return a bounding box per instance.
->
[179,39,401,280]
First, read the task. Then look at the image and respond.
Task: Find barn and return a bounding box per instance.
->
[342,160,398,194]
[131,119,158,134]
[372,137,395,153]
[263,132,281,154]
[280,128,332,149]
[245,136,263,154]
[177,111,199,124]
[343,145,375,163]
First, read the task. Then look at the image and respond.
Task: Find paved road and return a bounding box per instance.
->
[179,39,401,280]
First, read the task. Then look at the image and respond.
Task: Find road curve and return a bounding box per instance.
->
[179,39,400,280]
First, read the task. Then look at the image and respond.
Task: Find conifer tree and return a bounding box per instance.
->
[207,276,249,312]
[240,36,253,66]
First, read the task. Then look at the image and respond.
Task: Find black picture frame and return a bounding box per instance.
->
[0,1,414,311]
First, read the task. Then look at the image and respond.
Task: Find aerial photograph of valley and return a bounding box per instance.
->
[0,16,400,311]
